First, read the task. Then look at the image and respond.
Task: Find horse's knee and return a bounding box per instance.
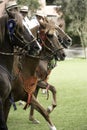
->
[49,85,57,94]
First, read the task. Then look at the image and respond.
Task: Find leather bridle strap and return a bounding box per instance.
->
[12,32,37,51]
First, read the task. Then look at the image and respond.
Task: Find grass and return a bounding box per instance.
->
[7,58,87,130]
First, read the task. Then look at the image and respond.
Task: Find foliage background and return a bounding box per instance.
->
[47,0,87,57]
[17,0,40,15]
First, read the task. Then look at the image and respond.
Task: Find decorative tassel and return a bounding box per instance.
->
[23,94,32,110]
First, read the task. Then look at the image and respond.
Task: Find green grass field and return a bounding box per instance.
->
[7,58,87,130]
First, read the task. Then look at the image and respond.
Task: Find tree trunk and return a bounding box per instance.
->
[77,28,87,59]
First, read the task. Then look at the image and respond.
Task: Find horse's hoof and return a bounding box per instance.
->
[32,119,40,124]
[47,106,52,113]
[29,118,40,124]
[49,125,57,130]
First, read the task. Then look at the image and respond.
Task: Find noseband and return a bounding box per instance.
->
[37,30,63,56]
[7,19,37,51]
[12,31,37,51]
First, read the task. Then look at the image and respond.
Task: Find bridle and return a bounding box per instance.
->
[0,19,37,56]
[11,30,37,51]
[37,29,63,60]
[7,19,37,51]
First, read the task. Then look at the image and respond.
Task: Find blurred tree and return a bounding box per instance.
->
[49,0,87,58]
[46,0,54,5]
[67,0,87,58]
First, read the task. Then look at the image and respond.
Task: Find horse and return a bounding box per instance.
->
[4,18,66,130]
[0,11,42,130]
[28,19,72,122]
[56,25,72,48]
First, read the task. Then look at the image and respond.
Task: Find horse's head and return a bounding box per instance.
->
[0,12,41,55]
[55,25,72,49]
[38,20,66,61]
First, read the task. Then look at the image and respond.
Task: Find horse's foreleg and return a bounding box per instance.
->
[3,98,12,122]
[46,84,57,114]
[0,97,8,130]
[29,81,57,124]
[31,95,57,130]
[29,86,40,124]
[37,81,57,114]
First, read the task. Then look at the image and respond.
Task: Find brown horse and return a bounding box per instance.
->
[5,19,66,130]
[0,11,41,130]
[29,19,72,123]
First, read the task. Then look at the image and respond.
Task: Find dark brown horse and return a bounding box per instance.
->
[5,19,66,130]
[0,11,41,130]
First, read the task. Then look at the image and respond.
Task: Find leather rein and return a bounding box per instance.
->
[0,28,37,56]
[37,29,63,60]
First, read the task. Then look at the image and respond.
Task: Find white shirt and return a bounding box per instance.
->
[29,17,39,29]
[22,16,42,51]
[22,16,32,35]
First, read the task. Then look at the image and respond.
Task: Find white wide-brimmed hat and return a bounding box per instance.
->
[0,0,3,3]
[35,11,47,18]
[20,6,28,12]
[5,0,18,10]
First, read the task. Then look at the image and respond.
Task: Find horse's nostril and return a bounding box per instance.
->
[68,39,71,42]
[68,39,72,44]
[34,46,40,51]
[63,53,66,57]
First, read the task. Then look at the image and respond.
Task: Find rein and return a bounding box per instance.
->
[37,30,53,53]
[0,51,23,56]
[10,31,37,53]
[36,33,63,61]
[38,30,63,56]
[7,18,38,53]
[13,32,37,50]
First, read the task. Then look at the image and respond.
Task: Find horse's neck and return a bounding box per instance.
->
[0,40,14,74]
[0,55,14,74]
[14,55,39,78]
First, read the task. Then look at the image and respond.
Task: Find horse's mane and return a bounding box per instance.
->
[0,15,7,43]
[0,12,23,43]
[31,25,39,37]
[13,12,23,31]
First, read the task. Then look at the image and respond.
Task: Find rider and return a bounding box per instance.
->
[0,0,3,4]
[20,5,40,30]
[35,12,46,23]
[20,6,31,30]
[5,0,18,12]
[20,6,47,29]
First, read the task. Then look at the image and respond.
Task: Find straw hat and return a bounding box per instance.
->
[35,11,47,18]
[0,0,3,3]
[20,6,28,13]
[5,0,18,10]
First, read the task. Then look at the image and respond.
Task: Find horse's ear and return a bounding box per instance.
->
[39,20,46,29]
